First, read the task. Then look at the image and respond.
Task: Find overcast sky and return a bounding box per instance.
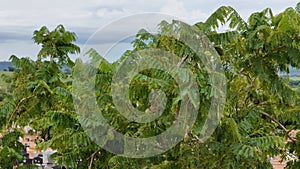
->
[0,0,298,62]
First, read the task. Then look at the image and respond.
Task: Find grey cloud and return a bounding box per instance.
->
[181,0,299,20]
[0,25,36,43]
[0,0,298,61]
[0,32,31,43]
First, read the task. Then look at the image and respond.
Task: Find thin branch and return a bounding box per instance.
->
[262,45,285,58]
[89,149,101,169]
[8,95,34,124]
[177,54,189,67]
[260,111,297,143]
[193,134,203,144]
[240,71,252,84]
[258,101,285,106]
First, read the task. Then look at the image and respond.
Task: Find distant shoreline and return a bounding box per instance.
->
[0,61,299,76]
[0,61,13,71]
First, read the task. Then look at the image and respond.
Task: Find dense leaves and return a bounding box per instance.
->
[0,3,300,169]
[33,24,80,65]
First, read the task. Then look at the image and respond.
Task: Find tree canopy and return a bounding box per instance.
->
[32,24,80,66]
[0,3,300,169]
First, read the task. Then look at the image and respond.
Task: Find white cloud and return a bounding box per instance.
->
[160,0,209,23]
[0,40,39,61]
[0,0,299,61]
[95,8,130,19]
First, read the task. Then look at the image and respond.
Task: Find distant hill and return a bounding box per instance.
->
[0,62,13,71]
[279,67,300,76]
[0,61,71,73]
[289,68,300,76]
[0,61,299,76]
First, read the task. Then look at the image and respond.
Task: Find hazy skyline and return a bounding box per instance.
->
[0,0,298,62]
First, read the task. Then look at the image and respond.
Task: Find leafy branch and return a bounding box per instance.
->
[8,95,34,125]
[260,111,297,143]
[89,149,101,169]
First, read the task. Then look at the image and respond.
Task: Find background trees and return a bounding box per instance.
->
[0,26,84,168]
[0,3,299,169]
[32,24,80,65]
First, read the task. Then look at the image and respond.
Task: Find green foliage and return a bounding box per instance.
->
[0,131,23,168]
[195,4,300,168]
[73,5,300,166]
[33,24,80,65]
[1,4,300,169]
[0,26,87,169]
